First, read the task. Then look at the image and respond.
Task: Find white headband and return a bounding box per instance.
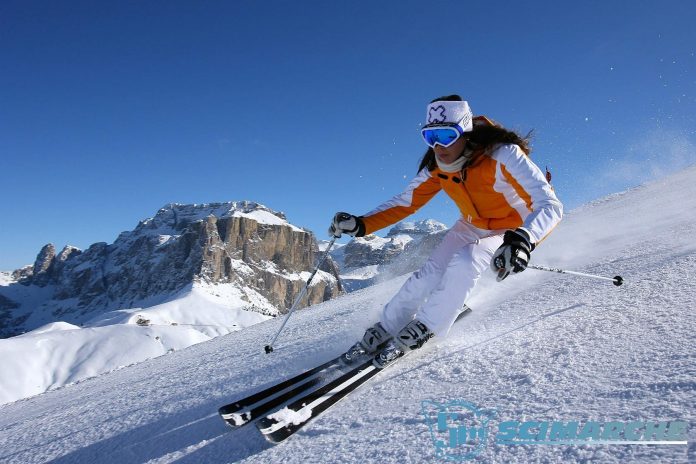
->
[424,100,473,132]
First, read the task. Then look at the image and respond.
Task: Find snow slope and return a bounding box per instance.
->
[1,167,695,463]
[0,284,270,405]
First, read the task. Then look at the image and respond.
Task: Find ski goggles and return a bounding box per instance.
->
[421,124,465,148]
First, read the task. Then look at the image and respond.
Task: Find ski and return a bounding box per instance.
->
[255,354,394,443]
[218,357,342,427]
[220,306,473,432]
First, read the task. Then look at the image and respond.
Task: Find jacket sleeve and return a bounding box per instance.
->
[492,144,563,244]
[361,168,442,235]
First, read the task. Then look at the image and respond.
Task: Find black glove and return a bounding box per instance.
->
[328,212,365,238]
[491,228,535,282]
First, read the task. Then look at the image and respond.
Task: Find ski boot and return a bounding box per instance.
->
[342,322,391,364]
[373,319,433,369]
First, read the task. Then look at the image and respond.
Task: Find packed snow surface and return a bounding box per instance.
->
[1,167,695,463]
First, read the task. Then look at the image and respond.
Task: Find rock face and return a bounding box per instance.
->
[27,244,82,288]
[0,202,341,338]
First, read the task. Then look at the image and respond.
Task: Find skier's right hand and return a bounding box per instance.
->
[329,212,365,238]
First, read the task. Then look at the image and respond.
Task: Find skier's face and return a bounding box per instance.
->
[433,136,466,165]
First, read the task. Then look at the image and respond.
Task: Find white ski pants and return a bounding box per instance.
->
[379,220,504,338]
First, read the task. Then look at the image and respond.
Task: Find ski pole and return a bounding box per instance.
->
[264,236,338,354]
[528,264,624,286]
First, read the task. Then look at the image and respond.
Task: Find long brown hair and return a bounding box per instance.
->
[417,95,532,172]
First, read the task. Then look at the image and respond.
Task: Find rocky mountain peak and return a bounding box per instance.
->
[33,244,56,275]
[57,246,82,262]
[1,201,340,338]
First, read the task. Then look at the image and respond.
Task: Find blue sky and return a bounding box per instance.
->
[1,0,695,270]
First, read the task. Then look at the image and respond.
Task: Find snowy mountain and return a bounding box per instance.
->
[332,219,448,291]
[0,201,341,338]
[0,201,342,405]
[1,167,695,463]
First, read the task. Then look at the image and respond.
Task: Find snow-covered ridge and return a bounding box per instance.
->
[0,271,13,286]
[138,201,304,235]
[386,218,448,236]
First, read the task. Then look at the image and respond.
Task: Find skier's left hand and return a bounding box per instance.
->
[491,228,535,282]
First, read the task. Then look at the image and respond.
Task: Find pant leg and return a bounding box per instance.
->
[379,220,486,335]
[415,233,503,338]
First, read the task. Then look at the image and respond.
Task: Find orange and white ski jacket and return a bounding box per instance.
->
[361,144,563,244]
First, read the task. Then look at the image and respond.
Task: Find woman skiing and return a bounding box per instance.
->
[329,95,563,368]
